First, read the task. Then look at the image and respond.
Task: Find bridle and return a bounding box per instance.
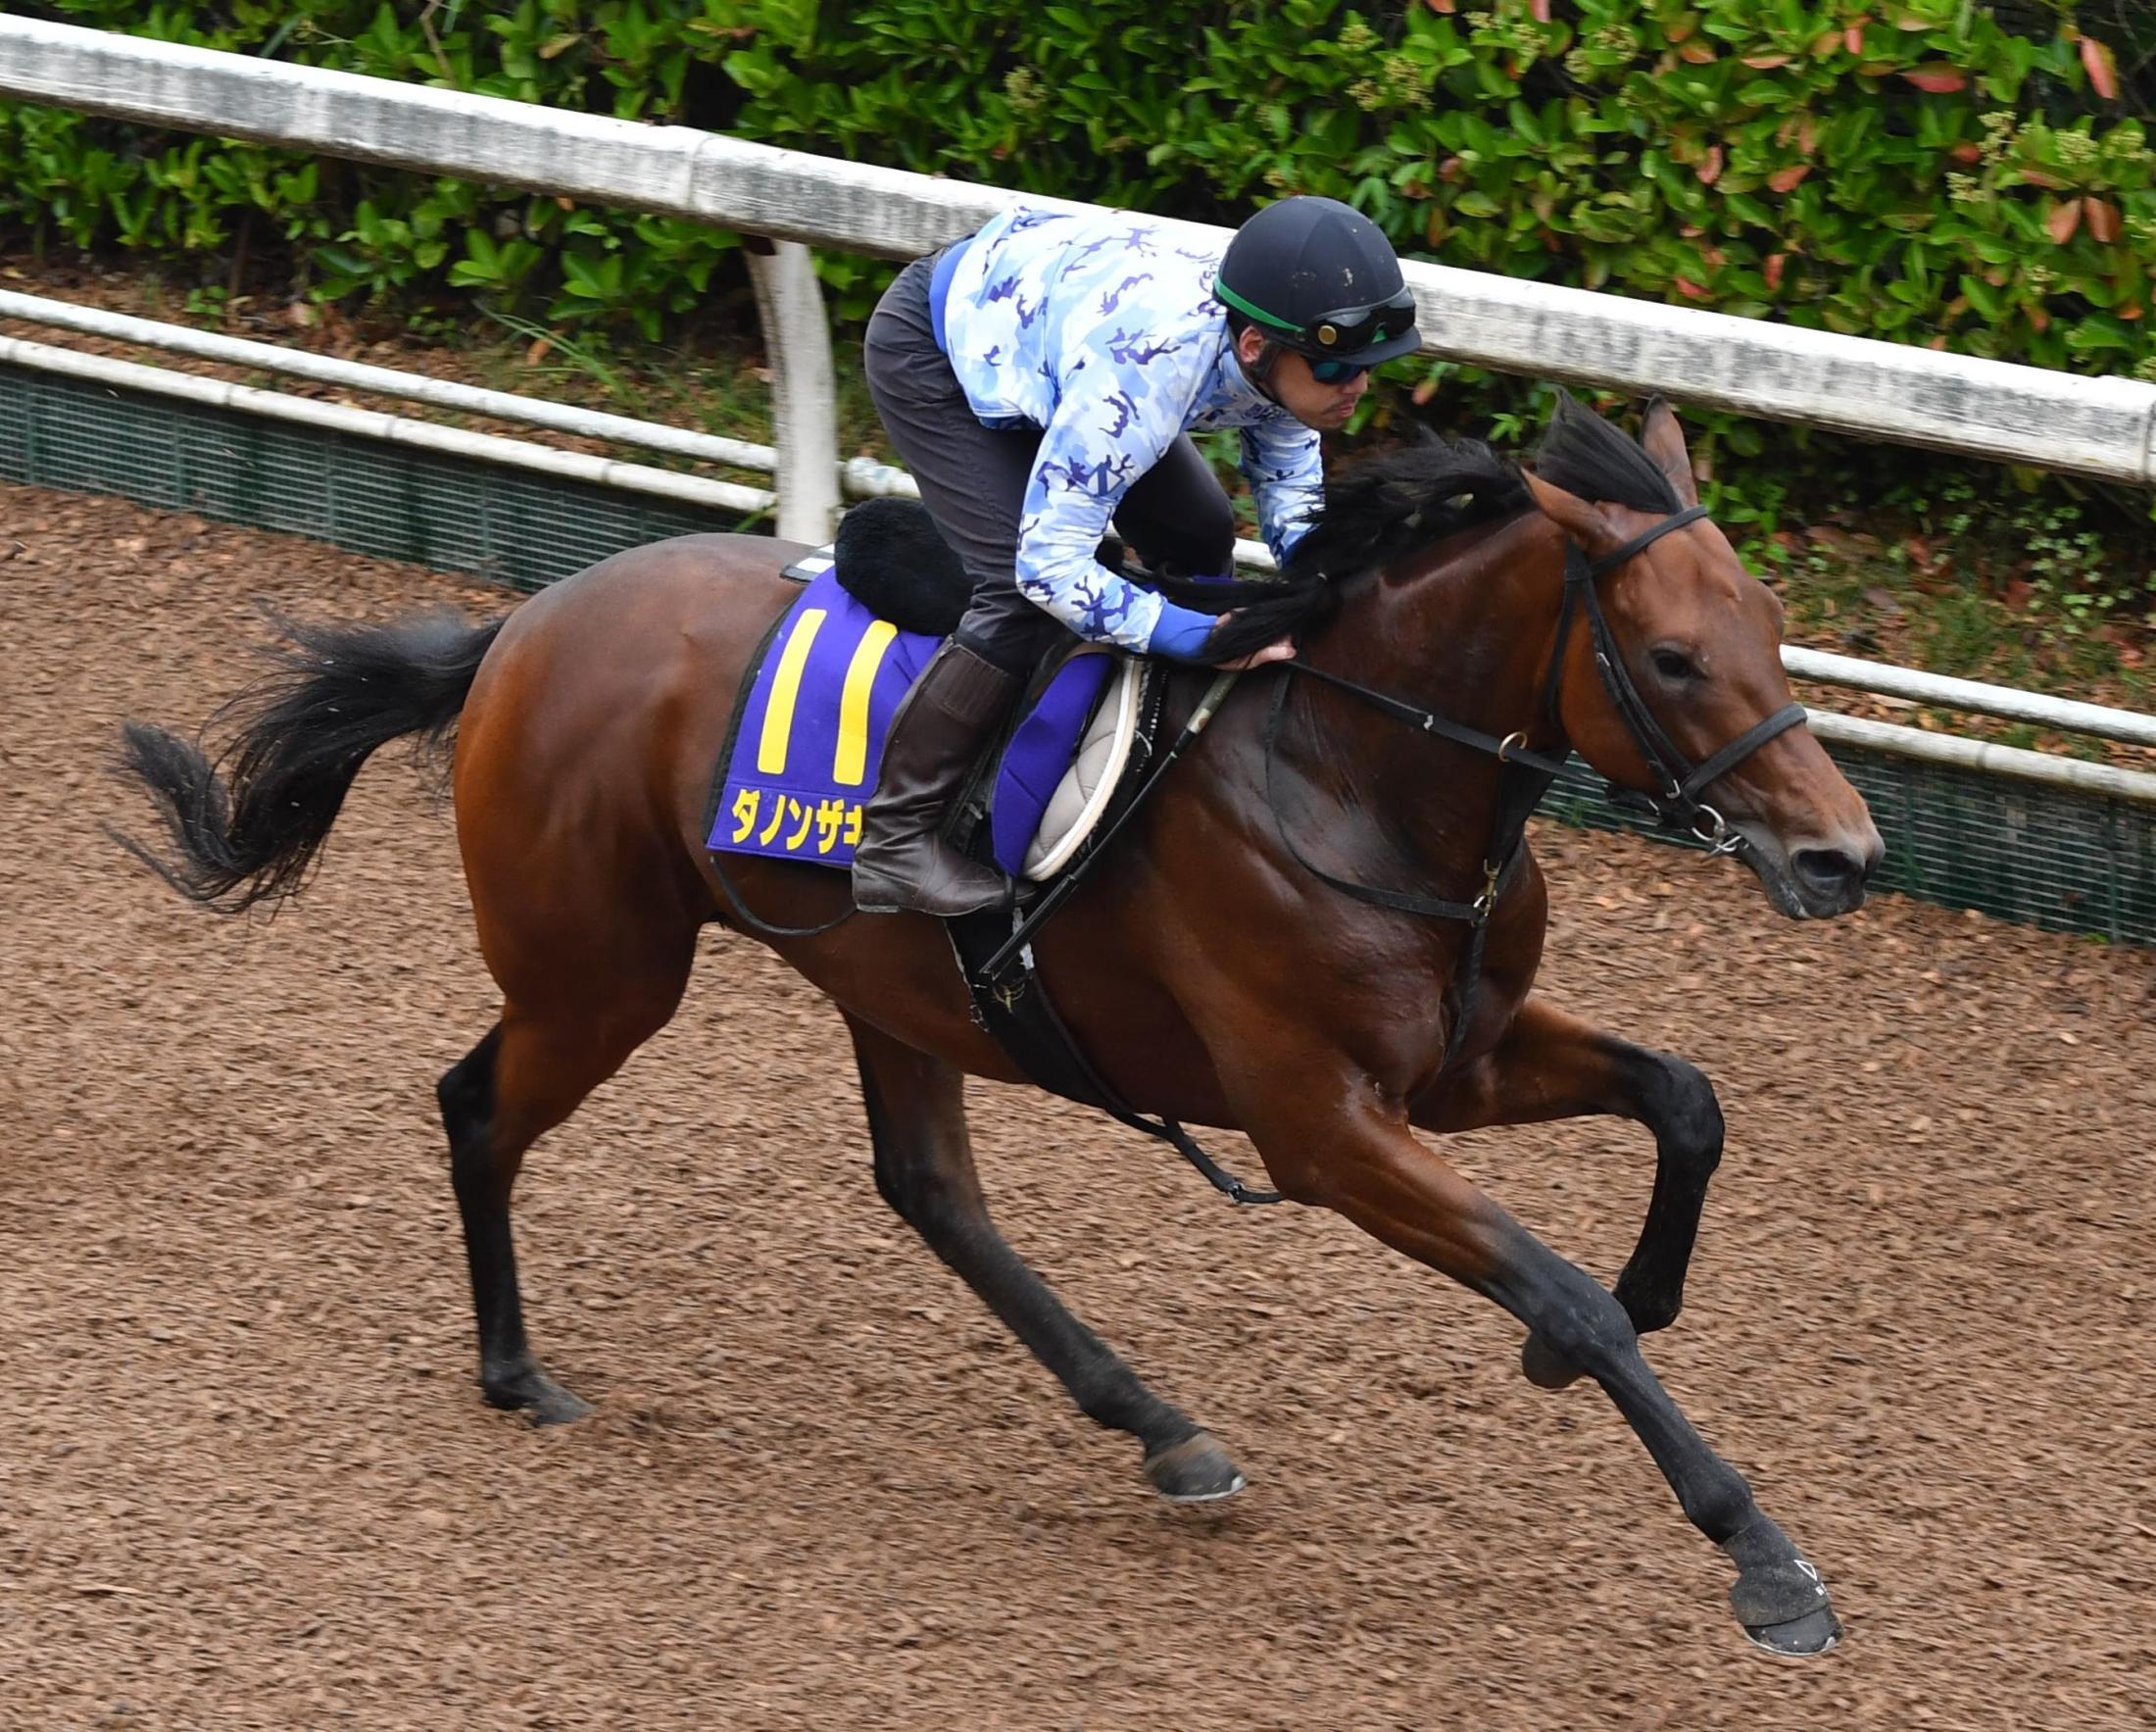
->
[1275,502,1808,894]
[1549,503,1806,856]
[1267,500,1808,1068]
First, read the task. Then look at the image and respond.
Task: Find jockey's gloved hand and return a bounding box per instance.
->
[1147,602,1225,663]
[1148,604,1296,671]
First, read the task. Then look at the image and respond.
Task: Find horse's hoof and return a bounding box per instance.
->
[1144,1432,1246,1504]
[1727,1539,1838,1657]
[1520,1333,1586,1390]
[483,1369,593,1427]
[1741,1604,1843,1658]
[524,1383,595,1427]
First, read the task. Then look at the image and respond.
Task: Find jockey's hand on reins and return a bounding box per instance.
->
[1213,638,1296,672]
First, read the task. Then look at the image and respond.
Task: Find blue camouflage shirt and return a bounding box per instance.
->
[938,204,1324,655]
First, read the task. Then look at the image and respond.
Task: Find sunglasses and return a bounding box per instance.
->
[1307,355,1374,385]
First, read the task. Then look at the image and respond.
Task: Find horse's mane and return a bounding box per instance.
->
[1157,390,1680,660]
[1535,388,1683,516]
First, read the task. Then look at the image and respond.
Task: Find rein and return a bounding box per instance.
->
[718,500,1809,1205]
[1265,501,1807,1071]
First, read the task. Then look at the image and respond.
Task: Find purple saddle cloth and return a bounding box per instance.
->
[708,567,1118,877]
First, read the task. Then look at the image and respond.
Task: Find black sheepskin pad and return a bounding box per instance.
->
[832,497,971,635]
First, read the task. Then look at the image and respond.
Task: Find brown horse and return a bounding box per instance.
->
[117,395,1880,1655]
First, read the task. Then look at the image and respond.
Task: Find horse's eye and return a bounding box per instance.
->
[1650,648,1699,683]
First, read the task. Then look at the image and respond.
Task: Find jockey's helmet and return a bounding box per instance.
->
[1214,196,1422,369]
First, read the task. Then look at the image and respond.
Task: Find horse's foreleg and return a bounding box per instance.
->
[1246,1086,1838,1656]
[844,1014,1243,1503]
[1416,996,1723,1388]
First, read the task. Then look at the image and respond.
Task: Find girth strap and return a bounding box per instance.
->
[954,668,1284,1207]
[950,897,1284,1206]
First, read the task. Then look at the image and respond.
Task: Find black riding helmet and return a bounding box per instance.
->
[1214,195,1422,369]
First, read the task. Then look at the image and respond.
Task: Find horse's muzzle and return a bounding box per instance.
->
[1733,823,1888,922]
[1751,824,1883,919]
[1791,837,1882,914]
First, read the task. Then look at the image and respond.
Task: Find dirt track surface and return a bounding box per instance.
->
[5,480,2154,1730]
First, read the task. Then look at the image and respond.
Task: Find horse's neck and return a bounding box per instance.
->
[1172,508,1567,948]
[1328,509,1566,741]
[1285,510,1568,871]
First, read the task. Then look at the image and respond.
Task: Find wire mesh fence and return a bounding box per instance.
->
[5,358,2150,945]
[0,365,725,588]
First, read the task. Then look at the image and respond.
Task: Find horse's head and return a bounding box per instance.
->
[1522,396,1883,919]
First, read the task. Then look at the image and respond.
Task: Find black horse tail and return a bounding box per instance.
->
[113,610,507,914]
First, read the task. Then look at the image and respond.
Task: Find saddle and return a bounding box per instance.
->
[704,501,1163,887]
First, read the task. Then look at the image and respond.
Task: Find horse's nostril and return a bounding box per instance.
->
[1792,846,1863,897]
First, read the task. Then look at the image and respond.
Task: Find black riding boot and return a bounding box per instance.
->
[852,641,1021,915]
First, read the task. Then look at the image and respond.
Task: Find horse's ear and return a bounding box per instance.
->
[1639,396,1700,508]
[1522,467,1620,553]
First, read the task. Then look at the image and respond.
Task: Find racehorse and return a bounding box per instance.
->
[116,393,1881,1655]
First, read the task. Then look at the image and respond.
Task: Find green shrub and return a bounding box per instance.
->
[1,0,743,339]
[2,0,2150,603]
[701,0,2154,375]
[7,2,2147,365]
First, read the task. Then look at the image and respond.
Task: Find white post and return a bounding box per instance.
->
[745,237,841,546]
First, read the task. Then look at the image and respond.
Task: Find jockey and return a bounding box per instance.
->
[851,194,1422,916]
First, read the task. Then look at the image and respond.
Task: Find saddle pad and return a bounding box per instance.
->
[707,567,940,867]
[707,560,1148,880]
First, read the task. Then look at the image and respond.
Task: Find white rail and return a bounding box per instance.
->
[1778,648,2156,752]
[10,285,2151,751]
[0,288,778,472]
[9,328,2150,805]
[0,332,773,517]
[1,15,2152,487]
[1805,712,2156,805]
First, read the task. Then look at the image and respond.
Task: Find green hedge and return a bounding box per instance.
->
[720,0,2153,383]
[1,1,754,338]
[6,0,2155,623]
[3,1,2146,371]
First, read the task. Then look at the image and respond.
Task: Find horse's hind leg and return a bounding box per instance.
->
[438,1023,580,1424]
[1416,996,1724,1390]
[438,919,698,1424]
[845,1013,1242,1502]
